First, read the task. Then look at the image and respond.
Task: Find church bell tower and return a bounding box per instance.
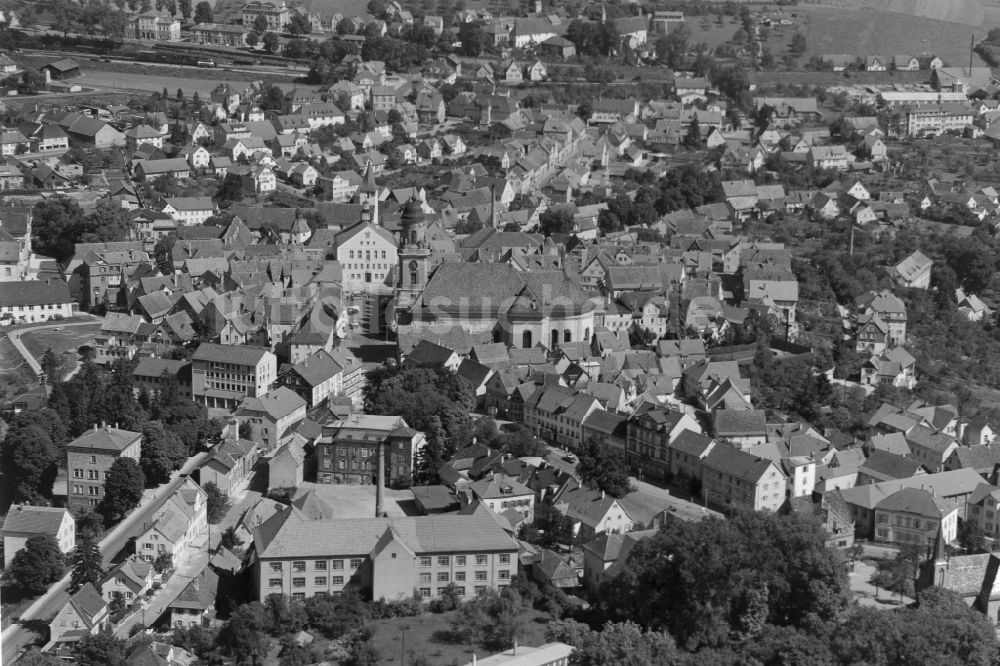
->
[395,196,431,312]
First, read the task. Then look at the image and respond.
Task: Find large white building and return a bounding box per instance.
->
[0,280,74,325]
[2,505,75,568]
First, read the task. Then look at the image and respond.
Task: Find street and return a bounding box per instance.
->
[0,452,209,665]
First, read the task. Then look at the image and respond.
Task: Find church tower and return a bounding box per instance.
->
[355,160,379,225]
[395,196,431,312]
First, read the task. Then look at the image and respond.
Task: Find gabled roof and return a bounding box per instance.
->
[2,505,70,536]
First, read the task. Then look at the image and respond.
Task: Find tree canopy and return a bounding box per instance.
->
[98,458,145,525]
[9,534,65,594]
[576,438,633,498]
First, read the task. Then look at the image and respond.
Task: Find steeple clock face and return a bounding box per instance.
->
[408,260,419,271]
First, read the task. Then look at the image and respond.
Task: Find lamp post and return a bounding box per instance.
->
[399,624,408,666]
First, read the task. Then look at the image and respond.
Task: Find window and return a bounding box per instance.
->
[89,456,97,464]
[73,469,83,478]
[350,558,363,569]
[419,587,431,598]
[437,555,449,567]
[268,578,281,588]
[475,555,487,566]
[475,571,487,582]
[314,577,327,586]
[419,556,432,567]
[498,570,510,581]
[332,576,344,585]
[419,572,431,583]
[437,572,449,582]
[292,578,306,588]
[474,585,486,595]
[455,571,466,582]
[499,554,510,565]
[292,593,306,600]
[332,560,343,570]
[270,562,283,572]
[315,560,327,571]
[88,470,99,480]
[292,561,306,573]
[455,556,466,566]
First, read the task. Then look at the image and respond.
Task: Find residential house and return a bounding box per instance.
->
[700,446,786,512]
[234,386,308,453]
[48,583,108,649]
[873,487,958,547]
[66,425,141,514]
[135,478,207,564]
[2,505,75,568]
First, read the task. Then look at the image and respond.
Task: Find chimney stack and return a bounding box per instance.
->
[375,440,386,517]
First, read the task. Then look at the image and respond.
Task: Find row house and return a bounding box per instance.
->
[625,403,702,481]
[135,477,207,564]
[524,384,602,449]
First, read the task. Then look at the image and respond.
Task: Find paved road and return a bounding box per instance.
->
[0,452,209,664]
[6,318,100,377]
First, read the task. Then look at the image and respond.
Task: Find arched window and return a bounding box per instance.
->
[564,329,571,343]
[584,327,590,342]
[550,329,559,348]
[522,331,532,348]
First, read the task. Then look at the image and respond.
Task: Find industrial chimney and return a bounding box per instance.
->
[375,441,386,517]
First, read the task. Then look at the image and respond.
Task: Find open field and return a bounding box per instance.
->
[19,322,102,372]
[367,609,553,666]
[794,5,988,67]
[76,69,283,97]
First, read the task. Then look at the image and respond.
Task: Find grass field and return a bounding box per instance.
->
[19,322,103,378]
[368,609,554,666]
[793,5,987,67]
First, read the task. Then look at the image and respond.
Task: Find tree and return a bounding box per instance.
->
[252,14,269,34]
[538,208,575,236]
[789,32,807,57]
[141,420,188,484]
[262,31,280,52]
[654,24,689,68]
[287,12,311,36]
[204,481,230,523]
[547,619,679,666]
[193,1,212,23]
[217,602,271,664]
[450,588,527,651]
[576,438,633,498]
[2,417,61,503]
[683,113,702,148]
[595,512,850,649]
[178,0,192,18]
[958,519,989,554]
[40,348,60,384]
[246,31,259,47]
[73,630,128,666]
[8,534,65,594]
[458,21,490,56]
[153,552,173,574]
[69,536,104,593]
[220,526,244,551]
[495,423,546,458]
[98,458,145,525]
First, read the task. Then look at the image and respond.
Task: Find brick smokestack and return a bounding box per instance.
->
[375,440,385,517]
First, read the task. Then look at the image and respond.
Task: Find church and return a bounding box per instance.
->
[392,199,594,349]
